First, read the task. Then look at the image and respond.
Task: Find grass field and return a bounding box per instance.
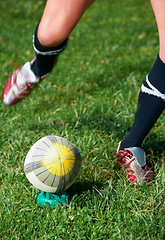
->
[0,0,164,239]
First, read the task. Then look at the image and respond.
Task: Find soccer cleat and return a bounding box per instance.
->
[2,60,47,106]
[116,142,154,185]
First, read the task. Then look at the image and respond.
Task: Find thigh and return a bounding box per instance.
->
[38,0,96,45]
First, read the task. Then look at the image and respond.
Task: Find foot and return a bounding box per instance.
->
[116,142,154,185]
[2,60,47,106]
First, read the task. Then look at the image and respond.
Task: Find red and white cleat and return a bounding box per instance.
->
[2,61,46,106]
[116,142,154,185]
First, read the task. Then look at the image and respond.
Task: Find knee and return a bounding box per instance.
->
[37,22,70,47]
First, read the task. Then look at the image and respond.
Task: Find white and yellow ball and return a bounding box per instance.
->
[24,136,82,193]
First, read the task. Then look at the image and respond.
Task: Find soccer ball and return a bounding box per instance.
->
[24,136,82,193]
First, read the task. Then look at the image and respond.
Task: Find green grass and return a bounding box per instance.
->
[0,0,164,239]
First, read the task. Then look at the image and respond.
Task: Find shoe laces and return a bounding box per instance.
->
[118,150,135,168]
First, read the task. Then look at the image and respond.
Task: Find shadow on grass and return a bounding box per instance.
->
[68,180,103,195]
[66,179,105,205]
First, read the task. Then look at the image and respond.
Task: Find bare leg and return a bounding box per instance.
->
[38,0,96,46]
[150,0,165,62]
[2,0,96,105]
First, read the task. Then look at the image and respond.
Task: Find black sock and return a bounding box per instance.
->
[31,24,68,77]
[120,55,165,150]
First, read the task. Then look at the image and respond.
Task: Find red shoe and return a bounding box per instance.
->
[2,60,47,106]
[116,142,154,185]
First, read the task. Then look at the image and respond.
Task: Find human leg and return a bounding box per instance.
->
[150,0,165,63]
[117,0,165,185]
[31,0,96,77]
[2,0,95,105]
[38,0,96,46]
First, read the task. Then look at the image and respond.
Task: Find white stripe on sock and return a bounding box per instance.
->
[141,74,165,101]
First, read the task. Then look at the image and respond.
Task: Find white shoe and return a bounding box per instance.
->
[116,142,154,185]
[2,61,45,106]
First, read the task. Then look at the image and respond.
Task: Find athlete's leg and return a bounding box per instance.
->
[150,0,165,62]
[120,0,165,149]
[38,0,96,46]
[31,0,96,77]
[2,0,95,105]
[117,0,165,185]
